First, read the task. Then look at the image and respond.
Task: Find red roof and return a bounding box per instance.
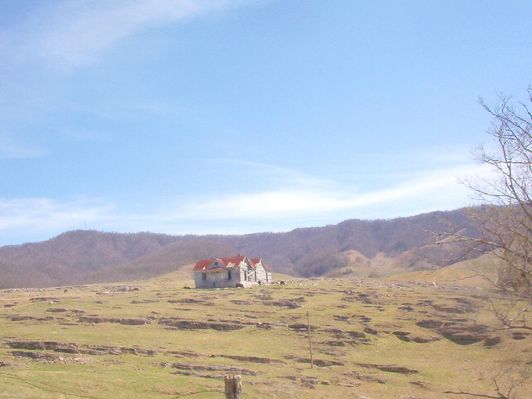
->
[192,255,246,271]
[192,258,216,271]
[219,255,246,267]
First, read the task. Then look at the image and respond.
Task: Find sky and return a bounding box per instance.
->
[1,0,531,246]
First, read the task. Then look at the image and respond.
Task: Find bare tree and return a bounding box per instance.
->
[467,88,531,305]
[447,88,532,399]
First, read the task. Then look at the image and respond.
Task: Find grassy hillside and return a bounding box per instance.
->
[388,253,502,288]
[0,272,530,398]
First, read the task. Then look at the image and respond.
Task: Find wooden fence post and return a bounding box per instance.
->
[224,375,242,399]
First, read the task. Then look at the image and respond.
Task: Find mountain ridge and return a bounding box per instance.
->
[0,207,486,288]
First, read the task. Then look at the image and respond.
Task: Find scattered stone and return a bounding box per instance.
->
[410,380,428,389]
[484,336,502,347]
[284,355,344,367]
[231,300,252,305]
[159,319,244,331]
[322,340,345,347]
[11,351,57,361]
[416,319,443,329]
[301,376,318,388]
[264,300,301,309]
[334,315,350,322]
[345,371,386,384]
[437,324,489,345]
[511,332,530,340]
[217,354,284,364]
[393,331,411,342]
[364,327,378,335]
[288,323,317,332]
[29,297,59,302]
[46,308,67,313]
[171,362,258,376]
[347,331,366,339]
[356,363,419,375]
[78,316,151,325]
[5,340,157,357]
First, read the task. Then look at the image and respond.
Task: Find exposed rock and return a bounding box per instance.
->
[169,298,214,305]
[230,300,252,305]
[301,376,319,388]
[284,355,344,367]
[410,380,429,389]
[171,362,258,375]
[393,331,411,342]
[119,318,151,325]
[345,371,386,384]
[437,324,489,345]
[5,340,157,357]
[511,332,530,340]
[416,319,443,329]
[322,340,345,347]
[78,316,151,325]
[11,351,57,361]
[288,323,317,332]
[46,308,67,313]
[159,319,244,331]
[347,331,366,339]
[264,300,301,309]
[217,354,284,364]
[29,297,59,302]
[356,362,419,375]
[484,336,502,347]
[363,327,378,335]
[10,315,53,322]
[334,315,350,322]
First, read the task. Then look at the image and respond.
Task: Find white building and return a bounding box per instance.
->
[193,255,272,288]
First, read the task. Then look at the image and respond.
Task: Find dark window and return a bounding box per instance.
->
[228,270,232,280]
[202,273,207,281]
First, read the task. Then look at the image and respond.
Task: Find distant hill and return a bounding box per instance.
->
[0,207,489,288]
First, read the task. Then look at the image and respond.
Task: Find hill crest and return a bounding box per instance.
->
[0,207,485,288]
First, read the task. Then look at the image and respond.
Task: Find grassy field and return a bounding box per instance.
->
[0,271,530,399]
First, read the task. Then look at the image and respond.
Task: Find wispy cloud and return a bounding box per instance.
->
[0,136,47,159]
[0,197,115,233]
[3,0,255,70]
[0,163,495,245]
[171,164,495,220]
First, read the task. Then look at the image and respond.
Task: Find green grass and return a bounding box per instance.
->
[0,272,530,398]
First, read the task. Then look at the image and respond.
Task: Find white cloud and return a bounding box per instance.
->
[171,163,495,220]
[0,163,496,245]
[3,0,256,70]
[0,197,115,232]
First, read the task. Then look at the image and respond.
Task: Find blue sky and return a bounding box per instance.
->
[1,0,531,245]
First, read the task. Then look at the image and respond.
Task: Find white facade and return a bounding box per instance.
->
[193,256,272,289]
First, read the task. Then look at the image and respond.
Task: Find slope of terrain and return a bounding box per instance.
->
[0,208,487,288]
[0,273,529,398]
